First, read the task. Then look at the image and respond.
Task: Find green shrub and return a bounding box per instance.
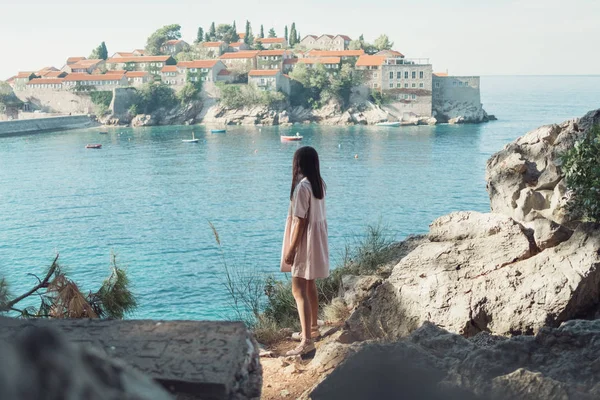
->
[562,124,600,222]
[132,83,178,114]
[90,91,113,108]
[217,83,286,109]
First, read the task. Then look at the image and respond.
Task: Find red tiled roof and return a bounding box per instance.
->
[283,58,299,65]
[66,57,86,64]
[318,34,334,39]
[105,70,126,75]
[16,72,34,78]
[258,49,289,56]
[238,33,246,39]
[106,56,172,63]
[248,69,280,77]
[27,78,65,85]
[164,39,184,45]
[257,37,286,44]
[112,52,135,57]
[178,60,220,68]
[63,74,125,82]
[161,66,178,72]
[375,49,405,58]
[355,55,386,67]
[229,42,244,47]
[219,51,260,59]
[336,35,351,41]
[218,69,232,76]
[37,66,59,74]
[301,35,318,40]
[297,57,341,65]
[433,72,449,77]
[70,59,104,69]
[42,71,65,78]
[308,50,364,57]
[203,41,225,47]
[5,76,16,83]
[125,71,150,77]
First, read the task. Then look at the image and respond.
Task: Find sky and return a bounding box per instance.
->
[1,0,599,80]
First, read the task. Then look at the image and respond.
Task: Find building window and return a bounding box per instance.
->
[419,71,424,79]
[389,83,393,88]
[419,83,424,88]
[157,63,163,67]
[191,68,197,72]
[404,71,408,79]
[464,81,469,87]
[453,81,457,86]
[140,64,146,67]
[396,71,401,79]
[412,83,416,88]
[373,83,379,88]
[261,78,265,84]
[435,82,440,88]
[373,73,378,78]
[412,71,416,79]
[397,83,401,88]
[405,83,409,88]
[412,94,416,99]
[389,71,394,79]
[459,81,464,86]
[405,94,409,100]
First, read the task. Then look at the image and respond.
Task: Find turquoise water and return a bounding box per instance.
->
[1,75,599,319]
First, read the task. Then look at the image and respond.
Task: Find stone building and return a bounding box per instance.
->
[296,57,341,74]
[12,72,36,91]
[160,40,190,56]
[306,50,364,62]
[219,51,260,73]
[200,41,228,58]
[299,34,352,51]
[432,73,485,122]
[161,60,227,87]
[26,78,65,91]
[125,71,153,86]
[228,42,250,52]
[255,37,288,49]
[62,73,129,90]
[356,54,434,117]
[105,56,176,78]
[257,50,293,70]
[248,70,291,95]
[64,59,105,74]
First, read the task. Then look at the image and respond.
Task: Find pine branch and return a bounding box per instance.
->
[4,254,59,310]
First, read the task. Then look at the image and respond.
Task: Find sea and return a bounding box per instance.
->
[0,75,599,319]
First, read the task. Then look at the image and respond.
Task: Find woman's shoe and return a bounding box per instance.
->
[291,327,321,342]
[285,340,315,356]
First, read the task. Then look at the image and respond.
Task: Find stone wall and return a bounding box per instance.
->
[0,115,96,136]
[110,87,136,119]
[432,75,487,122]
[15,89,96,114]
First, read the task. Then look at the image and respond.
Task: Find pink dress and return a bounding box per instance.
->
[280,178,330,280]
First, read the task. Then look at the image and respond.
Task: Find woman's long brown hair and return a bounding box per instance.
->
[290,146,326,200]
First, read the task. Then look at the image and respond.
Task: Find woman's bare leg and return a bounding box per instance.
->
[307,279,319,330]
[291,277,312,341]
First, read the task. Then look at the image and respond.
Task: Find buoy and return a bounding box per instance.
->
[354,154,359,159]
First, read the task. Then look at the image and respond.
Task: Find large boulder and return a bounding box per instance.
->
[313,320,600,400]
[485,109,600,227]
[346,212,600,340]
[0,324,173,400]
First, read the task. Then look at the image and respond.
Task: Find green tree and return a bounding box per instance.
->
[562,125,600,222]
[268,28,276,38]
[284,25,289,42]
[196,27,204,43]
[205,32,211,42]
[133,83,178,114]
[209,22,216,40]
[178,82,201,105]
[373,34,394,51]
[145,24,182,55]
[176,51,196,62]
[89,41,108,60]
[233,20,237,34]
[244,20,254,45]
[260,25,265,39]
[289,23,297,46]
[215,24,237,43]
[0,82,23,114]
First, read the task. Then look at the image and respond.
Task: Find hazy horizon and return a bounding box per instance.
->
[1,0,598,80]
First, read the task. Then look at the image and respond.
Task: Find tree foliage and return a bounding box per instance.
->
[562,125,600,222]
[268,28,276,38]
[178,79,203,105]
[373,34,394,51]
[0,82,23,113]
[217,83,285,109]
[145,24,182,55]
[0,254,137,319]
[260,25,265,39]
[132,83,178,114]
[244,20,254,45]
[196,27,204,43]
[89,41,108,60]
[215,23,238,43]
[209,22,216,41]
[284,25,289,42]
[289,23,298,46]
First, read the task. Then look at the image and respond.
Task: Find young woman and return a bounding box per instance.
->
[281,146,329,356]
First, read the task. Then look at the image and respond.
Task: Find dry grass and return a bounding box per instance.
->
[322,297,350,324]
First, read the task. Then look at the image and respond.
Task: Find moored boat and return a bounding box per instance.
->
[85,144,102,149]
[99,131,108,134]
[211,129,226,133]
[375,121,401,127]
[281,134,303,142]
[182,132,199,143]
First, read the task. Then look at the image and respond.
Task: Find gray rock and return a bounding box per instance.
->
[523,217,573,250]
[314,320,600,400]
[347,214,600,340]
[0,324,173,400]
[341,275,382,309]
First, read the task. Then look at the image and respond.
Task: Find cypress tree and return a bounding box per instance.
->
[289,23,297,46]
[260,25,264,39]
[99,42,108,60]
[284,25,288,42]
[196,27,204,43]
[204,32,210,42]
[209,22,216,40]
[244,20,254,45]
[233,21,237,34]
[268,28,276,38]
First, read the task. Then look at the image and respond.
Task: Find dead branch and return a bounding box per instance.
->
[5,254,60,310]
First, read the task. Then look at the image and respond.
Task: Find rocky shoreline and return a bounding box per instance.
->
[99,99,495,128]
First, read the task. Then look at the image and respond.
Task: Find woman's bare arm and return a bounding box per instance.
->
[285,216,307,265]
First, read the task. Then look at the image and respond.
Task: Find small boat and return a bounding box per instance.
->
[182,132,199,143]
[85,144,102,149]
[211,129,226,134]
[281,133,303,142]
[376,121,401,127]
[99,131,108,134]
